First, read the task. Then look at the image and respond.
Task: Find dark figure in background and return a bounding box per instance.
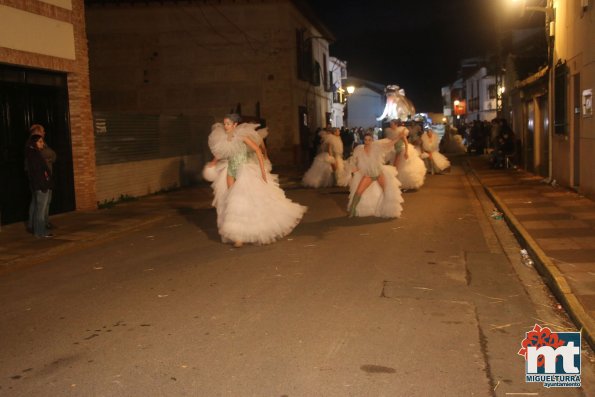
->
[481,121,492,153]
[499,119,515,142]
[25,134,54,238]
[340,127,355,159]
[468,121,485,155]
[309,127,323,165]
[26,124,56,232]
[489,118,501,149]
[490,121,515,169]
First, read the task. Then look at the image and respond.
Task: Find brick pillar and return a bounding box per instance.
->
[68,0,97,210]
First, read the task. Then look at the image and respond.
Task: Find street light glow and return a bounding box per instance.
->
[346,86,355,94]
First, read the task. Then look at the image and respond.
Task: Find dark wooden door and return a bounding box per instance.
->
[0,65,75,225]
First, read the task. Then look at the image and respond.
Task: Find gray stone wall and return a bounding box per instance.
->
[86,0,332,169]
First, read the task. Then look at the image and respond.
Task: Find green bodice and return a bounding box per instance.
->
[394,139,404,154]
[227,144,248,178]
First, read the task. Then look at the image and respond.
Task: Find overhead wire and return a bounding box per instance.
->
[208,3,259,51]
[160,3,333,63]
[172,7,217,51]
[195,4,245,48]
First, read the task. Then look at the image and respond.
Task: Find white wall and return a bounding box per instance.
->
[465,67,497,122]
[347,87,382,128]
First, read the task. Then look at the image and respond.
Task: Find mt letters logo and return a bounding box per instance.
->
[518,324,581,387]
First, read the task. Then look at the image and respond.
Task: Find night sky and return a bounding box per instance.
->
[304,0,499,112]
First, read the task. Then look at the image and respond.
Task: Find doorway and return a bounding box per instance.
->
[573,73,581,188]
[525,101,535,173]
[538,96,549,177]
[0,64,75,225]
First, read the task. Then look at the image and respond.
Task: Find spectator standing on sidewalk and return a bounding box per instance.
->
[26,124,56,233]
[25,134,54,238]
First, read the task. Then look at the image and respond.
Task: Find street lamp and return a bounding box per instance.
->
[343,86,356,128]
[509,0,554,18]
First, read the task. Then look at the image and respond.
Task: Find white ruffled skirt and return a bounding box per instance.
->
[396,148,426,190]
[347,165,404,218]
[203,162,306,244]
[429,151,451,172]
[302,153,334,188]
[334,156,351,187]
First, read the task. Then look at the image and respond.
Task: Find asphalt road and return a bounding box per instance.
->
[1,164,593,396]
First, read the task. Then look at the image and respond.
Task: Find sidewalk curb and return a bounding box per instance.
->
[484,185,595,350]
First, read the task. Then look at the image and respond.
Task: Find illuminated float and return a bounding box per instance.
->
[376,85,416,122]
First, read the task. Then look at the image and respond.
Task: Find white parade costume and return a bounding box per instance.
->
[348,140,403,218]
[382,126,425,190]
[395,132,426,190]
[383,126,408,163]
[441,127,467,154]
[203,122,306,245]
[302,130,334,188]
[254,127,274,172]
[302,132,350,187]
[421,131,451,173]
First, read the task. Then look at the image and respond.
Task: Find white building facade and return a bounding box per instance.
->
[329,57,347,128]
[464,66,497,123]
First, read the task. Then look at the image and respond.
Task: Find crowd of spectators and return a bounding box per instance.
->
[308,117,517,170]
[454,118,516,168]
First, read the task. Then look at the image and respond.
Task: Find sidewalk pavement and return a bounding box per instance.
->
[0,185,213,273]
[0,173,304,273]
[467,156,595,349]
[1,160,593,348]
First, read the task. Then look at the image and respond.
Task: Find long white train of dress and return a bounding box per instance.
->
[347,142,403,218]
[302,152,334,188]
[396,145,426,190]
[218,163,306,244]
[327,134,350,187]
[384,126,425,190]
[302,133,350,188]
[255,126,273,172]
[205,123,306,244]
[421,132,451,172]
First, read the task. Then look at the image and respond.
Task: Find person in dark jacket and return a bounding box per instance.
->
[26,134,54,238]
[26,124,57,232]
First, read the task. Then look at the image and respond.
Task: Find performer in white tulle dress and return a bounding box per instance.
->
[440,125,467,154]
[203,114,306,247]
[302,128,349,187]
[383,119,409,167]
[347,133,404,218]
[383,120,425,190]
[421,129,451,174]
